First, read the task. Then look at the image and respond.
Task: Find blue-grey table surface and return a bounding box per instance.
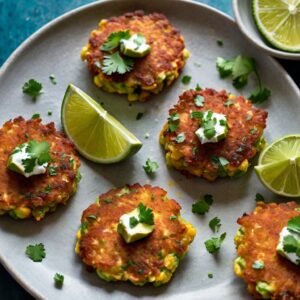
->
[0,0,299,299]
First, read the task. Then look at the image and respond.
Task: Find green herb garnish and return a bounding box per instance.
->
[208,273,214,278]
[192,194,213,215]
[209,217,221,233]
[287,216,300,234]
[101,52,134,75]
[181,75,191,84]
[175,133,186,143]
[22,79,43,100]
[204,232,226,254]
[255,193,264,201]
[252,260,265,270]
[54,273,64,288]
[129,216,139,228]
[143,158,159,175]
[136,112,144,120]
[195,84,202,91]
[138,203,154,225]
[31,113,40,119]
[217,39,223,46]
[194,95,204,107]
[25,243,46,262]
[100,30,131,51]
[168,113,180,132]
[48,166,57,176]
[169,215,177,221]
[49,74,57,85]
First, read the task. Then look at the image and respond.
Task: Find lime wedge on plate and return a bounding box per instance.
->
[255,135,300,197]
[252,0,300,52]
[61,84,142,163]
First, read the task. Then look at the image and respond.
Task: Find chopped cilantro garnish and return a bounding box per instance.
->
[129,216,139,228]
[195,83,202,91]
[287,216,300,234]
[169,215,177,221]
[211,155,229,177]
[190,111,203,119]
[48,166,57,176]
[192,194,214,215]
[44,185,52,194]
[136,112,144,120]
[21,141,51,173]
[31,113,40,119]
[49,74,57,85]
[103,199,112,204]
[102,52,134,75]
[194,95,204,107]
[208,273,213,278]
[47,111,52,116]
[283,235,298,253]
[217,39,223,46]
[54,273,64,288]
[204,232,226,254]
[22,79,43,100]
[255,193,264,201]
[87,214,97,221]
[143,158,159,175]
[252,260,265,270]
[181,75,191,84]
[175,133,186,143]
[100,30,131,51]
[25,243,46,262]
[138,203,154,225]
[209,217,221,233]
[168,113,180,132]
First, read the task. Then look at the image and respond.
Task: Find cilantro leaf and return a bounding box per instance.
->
[208,273,214,278]
[31,113,40,119]
[255,193,264,201]
[232,56,255,89]
[102,52,134,75]
[209,217,221,233]
[22,79,43,100]
[217,39,223,47]
[190,111,203,119]
[252,260,265,270]
[195,84,202,91]
[249,87,271,104]
[192,194,214,215]
[287,216,300,234]
[168,113,180,132]
[48,166,57,176]
[204,232,226,254]
[138,203,154,225]
[100,30,131,51]
[25,243,46,262]
[175,133,186,143]
[49,74,57,85]
[211,155,229,177]
[129,216,139,228]
[194,95,204,107]
[136,112,144,120]
[283,234,298,253]
[143,158,159,175]
[216,57,234,78]
[181,75,191,84]
[54,273,64,288]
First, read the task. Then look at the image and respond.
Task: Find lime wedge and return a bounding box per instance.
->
[255,135,300,197]
[252,0,300,52]
[61,84,142,163]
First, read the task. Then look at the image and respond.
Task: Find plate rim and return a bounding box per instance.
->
[0,0,299,299]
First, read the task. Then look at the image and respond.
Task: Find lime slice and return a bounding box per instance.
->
[255,135,300,197]
[252,0,300,52]
[61,84,142,163]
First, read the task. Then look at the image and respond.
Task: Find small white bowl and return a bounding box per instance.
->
[232,0,300,60]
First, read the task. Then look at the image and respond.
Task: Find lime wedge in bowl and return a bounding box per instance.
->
[252,0,300,52]
[255,135,300,197]
[61,84,142,163]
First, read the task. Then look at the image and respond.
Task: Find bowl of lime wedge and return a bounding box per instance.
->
[232,0,300,60]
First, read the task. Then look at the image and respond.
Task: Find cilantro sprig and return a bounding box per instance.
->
[168,113,180,132]
[192,194,214,215]
[25,243,46,262]
[209,217,221,233]
[22,79,43,100]
[129,203,154,228]
[216,55,271,103]
[204,232,226,254]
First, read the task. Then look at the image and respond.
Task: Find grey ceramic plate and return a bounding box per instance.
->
[0,0,299,299]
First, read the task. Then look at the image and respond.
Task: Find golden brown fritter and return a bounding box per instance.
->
[76,183,196,286]
[234,202,300,299]
[160,88,268,181]
[81,10,189,101]
[0,117,81,221]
